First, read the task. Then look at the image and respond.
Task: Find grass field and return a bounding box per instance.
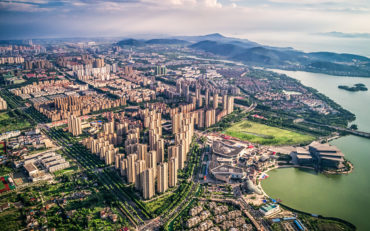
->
[0,112,31,133]
[0,181,5,190]
[0,143,4,155]
[224,120,315,145]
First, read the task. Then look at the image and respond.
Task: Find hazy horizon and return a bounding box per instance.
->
[1,0,370,56]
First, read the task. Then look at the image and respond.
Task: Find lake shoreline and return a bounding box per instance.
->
[260,69,370,230]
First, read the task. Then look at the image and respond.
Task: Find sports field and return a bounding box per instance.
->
[224,120,315,145]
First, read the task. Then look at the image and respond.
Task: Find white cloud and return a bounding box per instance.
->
[0,1,51,12]
[1,0,370,43]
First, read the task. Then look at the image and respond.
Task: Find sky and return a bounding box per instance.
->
[1,0,370,55]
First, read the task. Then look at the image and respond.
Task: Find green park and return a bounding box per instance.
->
[0,111,31,133]
[224,120,315,145]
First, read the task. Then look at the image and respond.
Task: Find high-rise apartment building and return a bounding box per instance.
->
[120,158,128,177]
[127,154,137,184]
[143,168,155,199]
[169,157,178,187]
[227,96,234,114]
[68,115,82,136]
[168,145,178,159]
[138,144,147,161]
[205,109,216,128]
[157,162,168,193]
[222,95,228,111]
[135,160,146,190]
[205,89,209,107]
[146,150,157,178]
[213,92,219,109]
[94,58,105,68]
[156,139,164,163]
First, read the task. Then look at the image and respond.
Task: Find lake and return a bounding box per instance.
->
[262,70,370,231]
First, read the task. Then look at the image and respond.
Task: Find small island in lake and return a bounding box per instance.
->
[338,83,368,92]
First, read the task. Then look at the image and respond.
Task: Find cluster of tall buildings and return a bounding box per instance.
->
[10,79,71,96]
[0,56,24,64]
[24,59,53,70]
[171,112,195,169]
[35,95,126,121]
[164,80,235,130]
[80,108,195,200]
[0,96,7,110]
[94,58,105,68]
[170,80,235,128]
[155,66,167,76]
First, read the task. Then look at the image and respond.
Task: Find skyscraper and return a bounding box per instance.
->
[205,89,209,107]
[213,92,218,109]
[120,158,128,177]
[157,162,168,193]
[156,139,164,163]
[222,95,228,111]
[205,109,216,128]
[135,160,146,190]
[143,168,155,199]
[127,154,137,184]
[138,144,147,161]
[146,150,157,178]
[168,145,179,159]
[172,113,181,134]
[227,96,234,114]
[178,142,186,170]
[169,157,178,187]
[68,115,82,136]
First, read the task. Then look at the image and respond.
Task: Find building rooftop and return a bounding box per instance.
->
[212,141,244,158]
[24,163,38,173]
[309,142,341,153]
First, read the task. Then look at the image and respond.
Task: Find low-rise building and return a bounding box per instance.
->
[309,142,345,169]
[259,203,281,217]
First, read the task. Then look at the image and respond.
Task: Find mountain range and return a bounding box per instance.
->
[117,33,370,77]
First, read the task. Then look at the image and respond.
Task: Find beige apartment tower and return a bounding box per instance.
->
[227,96,234,114]
[156,139,164,163]
[168,145,179,159]
[138,144,147,161]
[127,154,137,184]
[157,162,168,193]
[213,92,218,109]
[135,160,146,190]
[146,150,157,178]
[68,115,82,136]
[169,157,178,187]
[143,168,155,199]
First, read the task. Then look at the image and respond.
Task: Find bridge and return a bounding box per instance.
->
[302,120,370,139]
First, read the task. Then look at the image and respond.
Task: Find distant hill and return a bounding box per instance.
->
[188,37,370,77]
[116,33,370,76]
[117,38,189,46]
[117,39,145,46]
[177,33,260,48]
[309,52,370,63]
[190,40,242,57]
[145,39,189,45]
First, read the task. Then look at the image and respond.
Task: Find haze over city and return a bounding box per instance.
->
[1,0,370,55]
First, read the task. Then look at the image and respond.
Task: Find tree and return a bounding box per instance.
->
[349,124,358,130]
